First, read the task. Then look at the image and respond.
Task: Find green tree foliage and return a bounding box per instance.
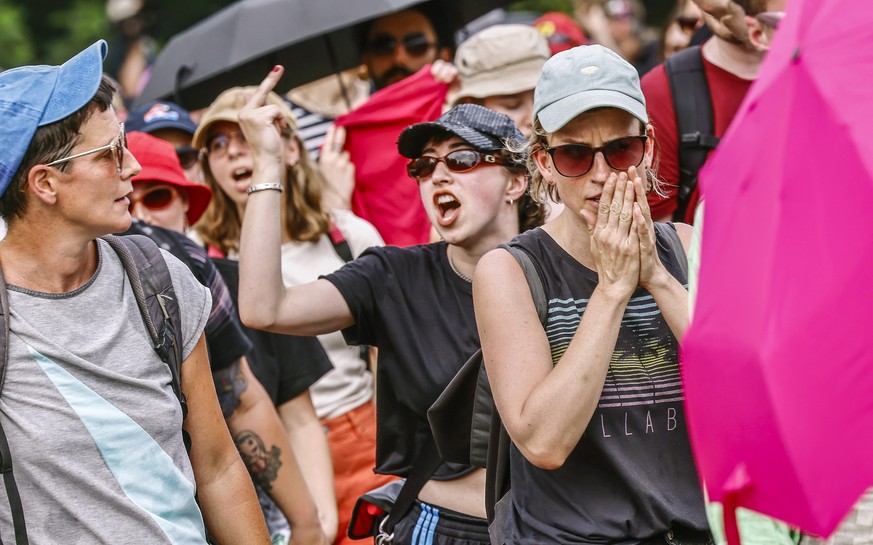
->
[0,0,33,68]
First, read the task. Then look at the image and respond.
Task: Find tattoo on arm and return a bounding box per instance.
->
[234,429,282,492]
[212,360,248,418]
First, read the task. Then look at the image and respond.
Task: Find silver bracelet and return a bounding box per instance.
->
[247,183,283,194]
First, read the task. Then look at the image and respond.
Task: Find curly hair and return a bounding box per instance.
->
[194,132,330,256]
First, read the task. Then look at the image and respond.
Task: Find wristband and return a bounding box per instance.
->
[247,183,283,194]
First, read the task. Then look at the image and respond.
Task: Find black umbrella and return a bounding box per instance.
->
[135,0,512,110]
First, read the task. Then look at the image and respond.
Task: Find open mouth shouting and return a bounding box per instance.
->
[233,167,253,192]
[434,191,461,227]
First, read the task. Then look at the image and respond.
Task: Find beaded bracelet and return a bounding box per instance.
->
[246,183,283,194]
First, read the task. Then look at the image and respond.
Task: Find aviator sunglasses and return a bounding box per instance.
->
[546,135,647,177]
[367,31,435,58]
[128,185,178,212]
[407,149,504,180]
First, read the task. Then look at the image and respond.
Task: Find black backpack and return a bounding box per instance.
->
[427,243,547,544]
[0,234,185,545]
[665,46,721,222]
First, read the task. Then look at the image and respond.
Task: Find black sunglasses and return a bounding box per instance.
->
[546,136,647,178]
[368,31,435,58]
[175,146,200,169]
[407,149,504,180]
[676,15,701,34]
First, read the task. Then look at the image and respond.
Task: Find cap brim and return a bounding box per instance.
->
[41,40,107,126]
[397,121,502,158]
[537,89,648,133]
[192,113,240,149]
[131,119,196,136]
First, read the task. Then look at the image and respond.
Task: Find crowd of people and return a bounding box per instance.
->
[1,0,870,545]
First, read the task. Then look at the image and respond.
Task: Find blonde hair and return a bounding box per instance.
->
[194,132,330,256]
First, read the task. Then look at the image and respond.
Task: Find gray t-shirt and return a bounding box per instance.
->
[0,238,212,544]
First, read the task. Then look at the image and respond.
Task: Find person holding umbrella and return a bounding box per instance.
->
[236,64,544,544]
[473,44,711,543]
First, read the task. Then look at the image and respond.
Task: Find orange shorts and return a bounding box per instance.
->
[321,400,399,545]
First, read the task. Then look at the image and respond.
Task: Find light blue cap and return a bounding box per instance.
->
[534,44,648,133]
[0,40,108,198]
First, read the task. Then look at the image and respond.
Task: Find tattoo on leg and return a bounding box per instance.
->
[234,429,282,492]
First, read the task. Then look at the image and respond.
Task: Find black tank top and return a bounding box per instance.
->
[504,223,709,544]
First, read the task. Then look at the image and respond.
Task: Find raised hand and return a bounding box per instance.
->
[318,124,355,210]
[237,65,287,168]
[581,170,641,301]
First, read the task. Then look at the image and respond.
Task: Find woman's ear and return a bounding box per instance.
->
[644,123,656,170]
[532,147,554,185]
[505,170,527,204]
[284,135,301,167]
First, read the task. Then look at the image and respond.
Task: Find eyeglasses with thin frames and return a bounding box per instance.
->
[46,122,127,174]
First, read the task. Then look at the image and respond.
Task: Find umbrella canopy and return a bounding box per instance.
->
[135,0,509,110]
[682,0,873,539]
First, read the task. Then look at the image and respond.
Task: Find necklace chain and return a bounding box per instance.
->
[449,253,472,283]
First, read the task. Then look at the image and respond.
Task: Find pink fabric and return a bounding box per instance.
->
[682,0,873,540]
[335,67,449,247]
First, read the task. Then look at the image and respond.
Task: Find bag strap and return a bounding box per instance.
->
[377,436,442,540]
[0,265,29,544]
[498,244,547,322]
[327,219,354,263]
[103,235,189,437]
[665,46,720,221]
[661,223,689,279]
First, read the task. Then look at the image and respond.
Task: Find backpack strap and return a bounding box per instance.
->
[485,243,547,526]
[327,219,354,263]
[659,222,689,279]
[0,266,30,545]
[102,235,188,423]
[665,46,720,221]
[499,244,547,321]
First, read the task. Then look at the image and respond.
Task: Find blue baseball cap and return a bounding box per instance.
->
[0,40,108,198]
[126,100,197,136]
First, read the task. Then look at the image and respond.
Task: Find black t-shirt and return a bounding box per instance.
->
[504,224,708,544]
[323,242,479,480]
[122,221,251,371]
[211,257,332,405]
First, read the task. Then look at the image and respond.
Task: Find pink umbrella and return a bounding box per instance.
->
[681,0,873,541]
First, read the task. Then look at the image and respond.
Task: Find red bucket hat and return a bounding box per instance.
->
[127,131,212,224]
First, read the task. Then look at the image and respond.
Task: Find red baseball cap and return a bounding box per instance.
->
[127,131,212,224]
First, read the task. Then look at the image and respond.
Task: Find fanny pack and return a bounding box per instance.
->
[348,479,405,541]
[347,437,441,543]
